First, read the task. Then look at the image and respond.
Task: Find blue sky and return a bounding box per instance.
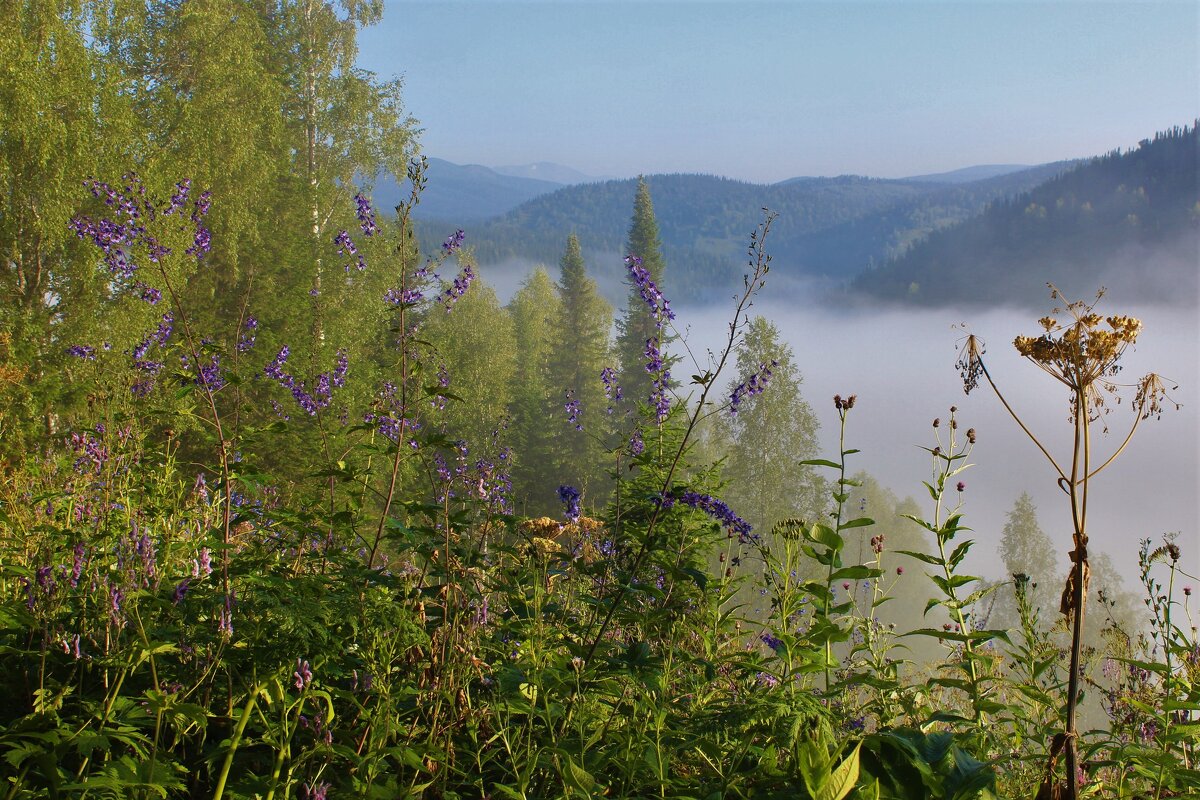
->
[356,1,1199,183]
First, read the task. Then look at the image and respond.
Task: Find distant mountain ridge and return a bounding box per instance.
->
[370,158,565,221]
[383,129,1194,308]
[853,124,1199,306]
[901,164,1034,184]
[493,162,605,184]
[411,161,1075,302]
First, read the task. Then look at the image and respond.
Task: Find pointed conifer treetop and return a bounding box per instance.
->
[625,177,666,285]
[616,177,668,413]
[551,233,614,501]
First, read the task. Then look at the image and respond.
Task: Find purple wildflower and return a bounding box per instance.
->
[196,354,225,391]
[600,366,622,412]
[165,179,190,215]
[644,337,671,422]
[564,389,582,430]
[558,485,582,523]
[355,193,378,236]
[186,225,211,257]
[139,284,162,305]
[438,265,475,310]
[472,597,489,626]
[218,592,234,637]
[333,229,357,256]
[237,317,257,352]
[624,254,674,327]
[294,658,313,691]
[196,547,212,577]
[628,428,644,456]
[442,229,466,254]
[729,360,778,415]
[302,782,330,800]
[385,287,423,306]
[71,543,85,587]
[264,345,290,382]
[672,491,754,543]
[755,671,780,688]
[760,632,783,652]
[193,190,211,219]
[67,345,96,360]
[172,578,190,605]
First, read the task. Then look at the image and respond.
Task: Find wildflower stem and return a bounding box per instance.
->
[579,213,775,667]
[212,686,261,800]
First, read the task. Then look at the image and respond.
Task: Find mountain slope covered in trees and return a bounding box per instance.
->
[412,163,1073,301]
[853,124,1199,306]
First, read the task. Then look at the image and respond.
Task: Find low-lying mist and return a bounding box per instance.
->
[478,255,1198,589]
[677,297,1199,589]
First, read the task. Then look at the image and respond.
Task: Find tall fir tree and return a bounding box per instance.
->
[548,234,614,506]
[615,177,667,414]
[507,266,563,514]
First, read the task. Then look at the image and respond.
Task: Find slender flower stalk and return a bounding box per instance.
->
[959,286,1176,799]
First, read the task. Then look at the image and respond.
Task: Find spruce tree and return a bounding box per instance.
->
[615,177,667,413]
[548,234,614,505]
[507,267,564,514]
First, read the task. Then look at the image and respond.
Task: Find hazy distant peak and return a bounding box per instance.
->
[901,164,1034,184]
[493,162,605,185]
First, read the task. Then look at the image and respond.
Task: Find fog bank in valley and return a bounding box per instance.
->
[675,297,1199,589]
[477,254,1198,589]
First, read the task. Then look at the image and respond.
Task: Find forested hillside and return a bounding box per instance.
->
[854,124,1199,306]
[412,163,1072,300]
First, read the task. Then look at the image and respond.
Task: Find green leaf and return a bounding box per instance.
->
[830,566,883,582]
[800,459,842,469]
[808,523,843,552]
[561,755,597,795]
[838,517,875,530]
[947,540,974,568]
[897,549,944,566]
[681,567,708,591]
[817,742,861,800]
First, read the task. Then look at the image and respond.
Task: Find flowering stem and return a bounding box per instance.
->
[578,213,775,668]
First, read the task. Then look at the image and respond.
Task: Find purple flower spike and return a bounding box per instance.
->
[673,491,754,543]
[438,265,475,310]
[355,193,378,236]
[564,389,582,431]
[625,254,674,327]
[333,229,357,256]
[730,360,777,415]
[558,484,581,523]
[294,658,313,691]
[442,229,466,254]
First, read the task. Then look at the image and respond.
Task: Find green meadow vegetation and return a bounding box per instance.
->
[2,2,1196,797]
